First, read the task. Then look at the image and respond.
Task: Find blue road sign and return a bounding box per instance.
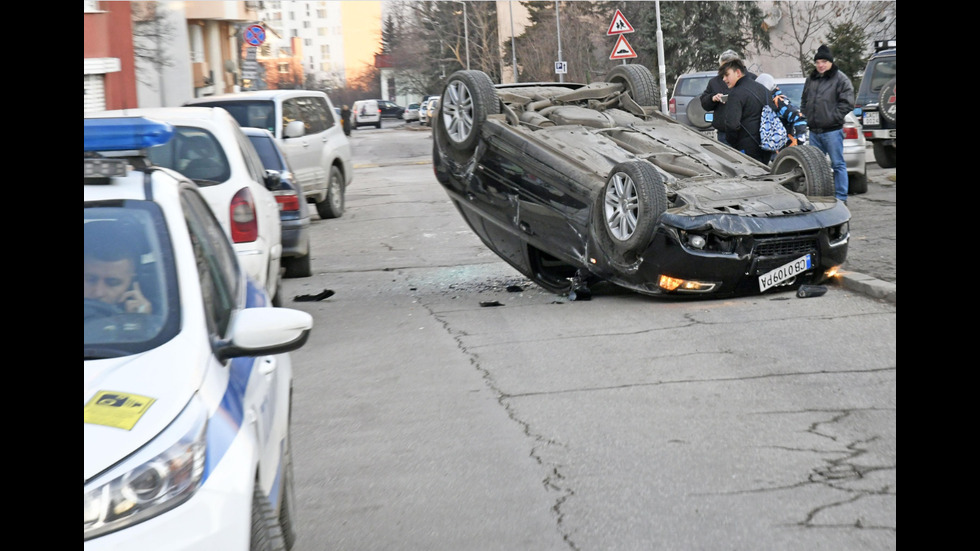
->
[244,25,265,47]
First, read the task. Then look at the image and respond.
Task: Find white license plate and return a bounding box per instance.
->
[863,111,879,126]
[759,254,812,292]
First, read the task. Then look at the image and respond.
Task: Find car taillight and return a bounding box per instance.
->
[230,187,258,243]
[273,190,300,212]
[668,97,676,115]
[843,126,858,140]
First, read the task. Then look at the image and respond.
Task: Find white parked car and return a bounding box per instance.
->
[351,98,382,129]
[84,116,313,550]
[403,102,420,123]
[185,90,354,219]
[87,107,285,304]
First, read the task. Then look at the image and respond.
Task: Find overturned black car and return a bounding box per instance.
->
[432,65,849,299]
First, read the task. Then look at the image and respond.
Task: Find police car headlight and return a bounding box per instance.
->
[84,399,207,540]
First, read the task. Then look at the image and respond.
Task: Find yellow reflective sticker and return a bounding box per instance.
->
[84,391,156,430]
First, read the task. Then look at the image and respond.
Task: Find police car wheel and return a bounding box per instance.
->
[250,483,287,551]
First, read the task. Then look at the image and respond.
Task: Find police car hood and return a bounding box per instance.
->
[84,331,210,481]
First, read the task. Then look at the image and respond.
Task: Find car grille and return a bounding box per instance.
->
[753,235,819,257]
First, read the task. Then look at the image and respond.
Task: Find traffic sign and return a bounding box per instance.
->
[607,9,635,35]
[244,24,266,47]
[609,34,637,60]
[555,61,567,74]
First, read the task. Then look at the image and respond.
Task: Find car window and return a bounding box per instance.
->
[867,57,896,95]
[180,189,241,338]
[187,101,276,134]
[282,99,303,137]
[777,83,804,106]
[675,76,712,97]
[313,96,336,127]
[146,127,231,185]
[84,203,180,354]
[248,133,285,171]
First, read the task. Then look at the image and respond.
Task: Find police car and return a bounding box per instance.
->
[84,117,313,550]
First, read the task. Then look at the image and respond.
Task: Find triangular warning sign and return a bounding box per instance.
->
[609,34,638,60]
[607,9,635,35]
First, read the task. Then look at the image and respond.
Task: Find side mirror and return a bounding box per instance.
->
[284,120,306,138]
[263,169,282,190]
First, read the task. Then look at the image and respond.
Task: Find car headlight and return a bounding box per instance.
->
[84,398,207,540]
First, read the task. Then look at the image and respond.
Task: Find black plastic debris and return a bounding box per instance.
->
[479,300,504,307]
[796,285,828,298]
[567,287,592,301]
[294,289,335,302]
[506,285,524,293]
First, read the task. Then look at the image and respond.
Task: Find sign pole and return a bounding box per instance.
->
[555,1,564,83]
[655,1,668,112]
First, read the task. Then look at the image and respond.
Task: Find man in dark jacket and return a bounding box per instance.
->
[718,58,772,164]
[699,50,756,145]
[800,44,854,203]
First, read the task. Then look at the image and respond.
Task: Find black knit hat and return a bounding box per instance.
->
[814,44,833,63]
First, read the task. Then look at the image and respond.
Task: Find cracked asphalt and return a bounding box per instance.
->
[283,124,896,550]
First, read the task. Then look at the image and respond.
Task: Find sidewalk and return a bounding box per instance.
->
[833,146,896,303]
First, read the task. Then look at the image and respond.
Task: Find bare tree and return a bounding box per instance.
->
[131,1,175,88]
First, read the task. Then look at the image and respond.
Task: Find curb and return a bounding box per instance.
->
[835,271,896,303]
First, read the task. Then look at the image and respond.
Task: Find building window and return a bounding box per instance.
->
[304,38,312,46]
[278,63,289,74]
[303,21,310,28]
[317,9,326,18]
[320,45,330,57]
[83,1,101,12]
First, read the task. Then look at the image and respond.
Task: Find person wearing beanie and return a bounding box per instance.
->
[800,44,854,203]
[717,58,772,164]
[698,49,756,144]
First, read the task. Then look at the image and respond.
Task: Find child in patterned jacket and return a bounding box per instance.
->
[755,74,809,148]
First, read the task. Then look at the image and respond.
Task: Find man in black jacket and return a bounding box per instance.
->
[718,58,772,164]
[800,44,854,203]
[699,50,756,145]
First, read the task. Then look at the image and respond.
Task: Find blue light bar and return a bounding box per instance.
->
[84,117,175,152]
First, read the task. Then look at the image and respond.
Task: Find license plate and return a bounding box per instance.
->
[758,254,812,292]
[863,111,879,126]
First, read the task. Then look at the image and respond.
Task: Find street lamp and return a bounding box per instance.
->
[453,0,470,70]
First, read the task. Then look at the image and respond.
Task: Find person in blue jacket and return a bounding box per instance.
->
[755,73,809,149]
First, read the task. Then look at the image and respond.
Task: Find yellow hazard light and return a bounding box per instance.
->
[658,275,717,293]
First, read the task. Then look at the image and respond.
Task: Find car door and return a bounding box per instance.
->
[279,97,323,200]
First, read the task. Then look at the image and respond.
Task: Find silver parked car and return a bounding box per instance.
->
[774,77,867,194]
[667,71,715,131]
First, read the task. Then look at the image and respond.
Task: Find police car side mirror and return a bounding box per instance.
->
[215,307,313,361]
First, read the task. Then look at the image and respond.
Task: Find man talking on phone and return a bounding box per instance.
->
[84,222,153,314]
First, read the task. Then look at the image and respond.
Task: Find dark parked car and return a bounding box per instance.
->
[855,41,895,168]
[242,127,312,278]
[376,99,406,119]
[432,65,850,299]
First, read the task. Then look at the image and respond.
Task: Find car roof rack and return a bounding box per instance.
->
[874,39,895,52]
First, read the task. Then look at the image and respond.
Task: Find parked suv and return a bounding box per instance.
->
[854,40,895,168]
[351,99,382,129]
[184,90,353,220]
[668,71,715,132]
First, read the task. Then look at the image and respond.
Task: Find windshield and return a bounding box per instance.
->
[84,203,180,358]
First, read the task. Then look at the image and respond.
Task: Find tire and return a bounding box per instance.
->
[375,120,382,129]
[601,161,667,258]
[848,170,868,195]
[770,145,834,197]
[278,428,297,550]
[685,98,712,129]
[440,70,499,153]
[283,253,311,278]
[271,277,283,307]
[873,142,896,168]
[878,78,896,125]
[315,166,345,219]
[606,64,660,108]
[250,483,287,551]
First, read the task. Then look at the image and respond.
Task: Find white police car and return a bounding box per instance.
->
[84,117,313,550]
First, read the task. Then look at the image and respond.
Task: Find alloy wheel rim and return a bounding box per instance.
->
[604,172,638,240]
[443,81,474,143]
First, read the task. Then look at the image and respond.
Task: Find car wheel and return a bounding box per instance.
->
[770,145,834,197]
[271,276,283,307]
[684,99,713,129]
[878,78,896,125]
[440,70,500,153]
[250,483,287,551]
[315,166,345,219]
[848,170,868,194]
[872,142,896,168]
[278,427,297,550]
[376,120,382,129]
[600,161,667,258]
[283,253,311,278]
[606,64,660,108]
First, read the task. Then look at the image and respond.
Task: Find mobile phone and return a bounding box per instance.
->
[718,94,728,104]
